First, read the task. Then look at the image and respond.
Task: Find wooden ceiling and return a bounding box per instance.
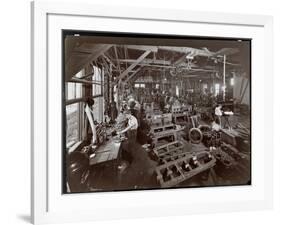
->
[65,34,250,83]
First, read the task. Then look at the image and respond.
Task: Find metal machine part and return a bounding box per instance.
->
[189,127,203,144]
[66,151,91,192]
[95,122,107,145]
[211,147,237,168]
[155,151,216,188]
[152,141,191,164]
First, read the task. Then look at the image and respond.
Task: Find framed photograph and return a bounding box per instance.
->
[31,1,273,224]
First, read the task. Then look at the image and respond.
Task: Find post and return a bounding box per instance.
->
[223,54,226,101]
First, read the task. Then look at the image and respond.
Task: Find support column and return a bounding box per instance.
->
[223,54,226,101]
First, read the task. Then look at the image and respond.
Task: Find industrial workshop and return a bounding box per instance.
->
[64,32,251,193]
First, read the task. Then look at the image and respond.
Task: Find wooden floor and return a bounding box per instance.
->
[88,141,250,192]
[87,114,251,192]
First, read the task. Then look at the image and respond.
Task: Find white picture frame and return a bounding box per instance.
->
[31,1,273,224]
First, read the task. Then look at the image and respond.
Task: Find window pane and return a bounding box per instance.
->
[67,82,82,100]
[67,82,75,100]
[74,69,84,78]
[176,85,179,96]
[92,66,102,96]
[75,83,82,98]
[230,78,234,86]
[92,97,103,123]
[66,103,79,146]
[215,83,220,96]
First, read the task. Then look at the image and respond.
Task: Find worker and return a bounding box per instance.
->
[117,111,139,164]
[84,97,97,144]
[214,104,223,127]
[109,101,118,122]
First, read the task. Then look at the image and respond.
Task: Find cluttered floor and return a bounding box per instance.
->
[86,113,250,192]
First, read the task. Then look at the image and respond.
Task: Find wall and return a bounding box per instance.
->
[0,0,280,225]
[234,76,250,105]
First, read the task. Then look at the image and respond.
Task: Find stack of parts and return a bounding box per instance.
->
[155,151,216,188]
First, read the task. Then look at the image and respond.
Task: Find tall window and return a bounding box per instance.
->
[215,83,220,96]
[91,66,104,123]
[230,78,234,86]
[176,85,179,97]
[92,66,102,96]
[134,83,145,88]
[65,69,84,147]
[92,97,103,123]
[66,82,82,100]
[66,102,82,147]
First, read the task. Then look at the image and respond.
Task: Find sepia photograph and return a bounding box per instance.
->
[63,31,251,193]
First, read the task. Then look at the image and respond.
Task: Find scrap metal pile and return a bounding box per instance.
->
[144,110,250,188]
[144,111,217,188]
[154,143,216,188]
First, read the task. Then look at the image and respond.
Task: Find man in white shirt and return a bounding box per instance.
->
[117,112,138,138]
[117,111,139,165]
[84,98,97,144]
[214,104,223,127]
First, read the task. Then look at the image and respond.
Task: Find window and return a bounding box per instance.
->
[92,66,102,96]
[156,84,160,89]
[215,83,220,96]
[74,69,84,78]
[134,83,145,88]
[66,82,82,100]
[66,103,82,147]
[230,78,234,86]
[91,66,104,123]
[176,85,179,96]
[92,96,104,123]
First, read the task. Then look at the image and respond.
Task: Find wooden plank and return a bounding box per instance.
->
[125,45,158,52]
[240,79,249,103]
[118,50,151,81]
[124,66,143,83]
[117,58,171,65]
[66,44,113,81]
[114,45,122,76]
[70,77,101,85]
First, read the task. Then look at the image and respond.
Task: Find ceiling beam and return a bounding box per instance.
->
[66,44,113,81]
[118,50,151,81]
[102,53,116,68]
[124,66,143,83]
[124,45,158,52]
[114,45,122,76]
[117,58,171,65]
[158,46,213,57]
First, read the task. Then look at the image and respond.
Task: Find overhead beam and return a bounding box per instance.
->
[158,46,213,57]
[118,50,151,81]
[173,55,187,65]
[114,45,122,76]
[102,53,116,68]
[124,66,143,83]
[124,45,158,53]
[70,77,102,85]
[66,44,113,81]
[117,58,171,65]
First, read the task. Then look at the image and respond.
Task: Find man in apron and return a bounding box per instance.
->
[117,111,139,165]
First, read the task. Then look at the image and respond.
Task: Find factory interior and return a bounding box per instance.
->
[64,33,251,193]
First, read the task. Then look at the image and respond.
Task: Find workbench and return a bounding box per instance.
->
[89,138,122,166]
